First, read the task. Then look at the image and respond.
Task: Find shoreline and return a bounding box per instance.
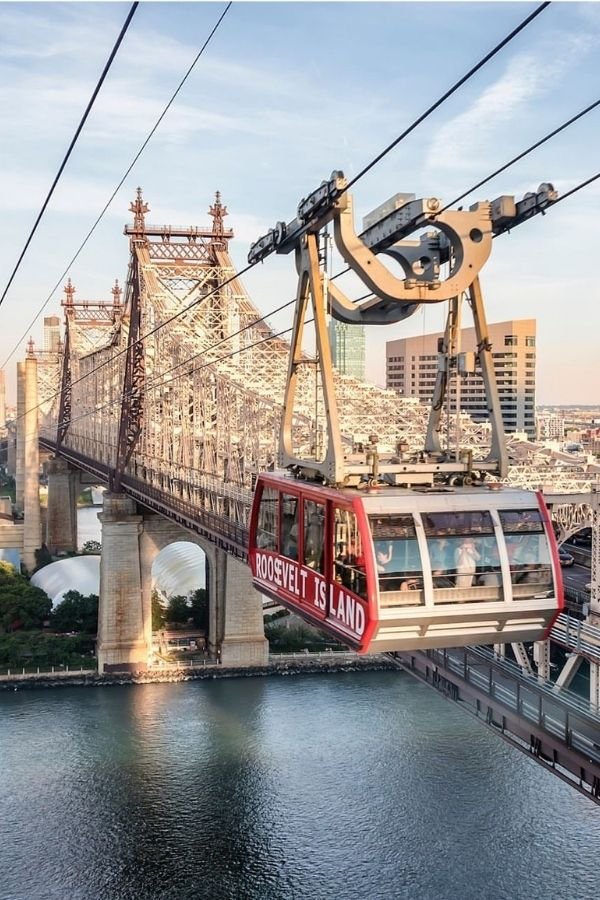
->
[0,655,399,691]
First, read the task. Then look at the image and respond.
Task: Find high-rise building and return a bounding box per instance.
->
[386,318,537,437]
[43,315,61,353]
[0,369,5,429]
[328,319,365,381]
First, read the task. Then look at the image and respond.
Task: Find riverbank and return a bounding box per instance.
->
[0,654,398,690]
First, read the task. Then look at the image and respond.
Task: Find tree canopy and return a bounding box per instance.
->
[50,590,98,634]
[0,562,52,632]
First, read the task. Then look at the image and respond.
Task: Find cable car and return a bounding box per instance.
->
[249,473,564,653]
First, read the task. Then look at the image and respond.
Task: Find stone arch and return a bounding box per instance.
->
[139,516,218,656]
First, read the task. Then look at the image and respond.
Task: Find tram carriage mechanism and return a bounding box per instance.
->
[248,173,563,652]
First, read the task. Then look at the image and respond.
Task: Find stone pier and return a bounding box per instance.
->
[15,363,25,512]
[97,493,147,673]
[20,357,41,571]
[96,495,268,673]
[46,457,79,553]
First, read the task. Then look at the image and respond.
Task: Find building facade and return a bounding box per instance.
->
[43,316,61,353]
[328,319,365,381]
[386,318,536,437]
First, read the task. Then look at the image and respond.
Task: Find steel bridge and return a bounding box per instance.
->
[5,190,600,803]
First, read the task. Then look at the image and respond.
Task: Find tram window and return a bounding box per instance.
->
[280,493,299,560]
[504,530,553,596]
[370,515,424,595]
[498,509,544,533]
[423,511,501,594]
[333,508,366,600]
[256,486,278,551]
[304,500,325,574]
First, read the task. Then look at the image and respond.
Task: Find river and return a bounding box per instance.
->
[1,672,599,900]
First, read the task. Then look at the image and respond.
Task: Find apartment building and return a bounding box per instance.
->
[328,319,366,381]
[386,318,536,437]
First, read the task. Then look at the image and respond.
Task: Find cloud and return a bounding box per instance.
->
[424,33,597,175]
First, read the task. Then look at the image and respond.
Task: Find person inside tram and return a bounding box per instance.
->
[375,541,393,573]
[454,536,481,588]
[304,513,323,570]
[283,522,298,560]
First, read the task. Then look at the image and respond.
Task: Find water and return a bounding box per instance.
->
[1,672,599,900]
[77,505,102,550]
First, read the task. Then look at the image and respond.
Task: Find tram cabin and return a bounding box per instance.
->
[249,474,563,653]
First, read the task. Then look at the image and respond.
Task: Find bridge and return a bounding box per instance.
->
[3,184,600,805]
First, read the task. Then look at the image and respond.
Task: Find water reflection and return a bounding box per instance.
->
[1,674,599,900]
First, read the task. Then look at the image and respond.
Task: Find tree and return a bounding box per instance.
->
[0,562,52,632]
[165,595,191,625]
[82,540,101,554]
[152,590,166,630]
[50,590,98,634]
[190,588,208,630]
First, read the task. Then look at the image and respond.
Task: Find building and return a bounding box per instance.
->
[43,315,61,353]
[0,369,5,429]
[536,413,565,441]
[386,318,536,437]
[328,318,365,381]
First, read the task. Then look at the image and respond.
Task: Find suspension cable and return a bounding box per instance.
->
[0,2,139,311]
[344,2,551,193]
[0,1,233,370]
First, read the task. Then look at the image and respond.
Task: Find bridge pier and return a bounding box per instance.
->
[16,357,41,571]
[96,501,268,673]
[15,362,25,511]
[97,493,148,673]
[46,457,79,553]
[213,549,269,666]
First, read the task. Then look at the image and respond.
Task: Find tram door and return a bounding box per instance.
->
[332,506,367,600]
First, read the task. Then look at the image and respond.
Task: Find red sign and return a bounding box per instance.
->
[252,551,368,644]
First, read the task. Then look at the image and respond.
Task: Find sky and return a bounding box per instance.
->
[0,0,599,405]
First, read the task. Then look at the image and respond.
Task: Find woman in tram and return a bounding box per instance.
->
[454,536,481,588]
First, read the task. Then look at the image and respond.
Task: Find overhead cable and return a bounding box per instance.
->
[0,2,139,311]
[0,0,233,369]
[344,2,551,193]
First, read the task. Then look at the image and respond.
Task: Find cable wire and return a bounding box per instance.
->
[0,2,139,311]
[344,2,551,193]
[1,1,232,370]
[440,96,600,213]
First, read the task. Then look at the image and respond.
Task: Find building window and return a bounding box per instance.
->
[504,336,518,346]
[525,336,536,347]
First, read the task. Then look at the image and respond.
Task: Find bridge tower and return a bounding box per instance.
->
[15,342,41,571]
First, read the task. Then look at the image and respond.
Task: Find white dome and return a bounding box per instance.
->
[152,542,205,597]
[31,556,100,606]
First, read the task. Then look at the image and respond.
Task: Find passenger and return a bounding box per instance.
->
[304,513,323,569]
[479,565,502,587]
[284,522,298,560]
[454,537,480,588]
[375,542,393,573]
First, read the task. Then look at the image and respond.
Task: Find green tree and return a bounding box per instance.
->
[50,590,98,634]
[0,562,52,633]
[165,595,191,625]
[82,540,101,553]
[152,590,166,630]
[190,588,208,630]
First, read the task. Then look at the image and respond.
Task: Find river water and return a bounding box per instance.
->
[1,672,599,900]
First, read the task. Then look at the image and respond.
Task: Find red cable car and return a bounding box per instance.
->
[249,473,564,653]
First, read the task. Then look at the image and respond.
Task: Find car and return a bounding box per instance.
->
[571,528,592,547]
[558,548,575,568]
